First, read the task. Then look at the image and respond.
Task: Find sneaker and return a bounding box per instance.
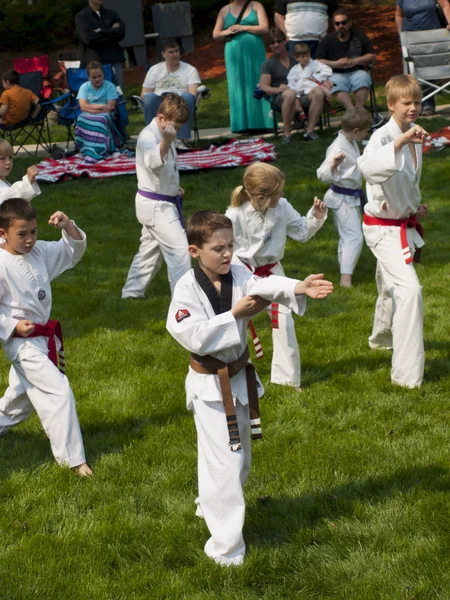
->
[304,131,320,141]
[281,135,291,144]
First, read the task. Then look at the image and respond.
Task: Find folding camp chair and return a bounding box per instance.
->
[45,64,129,150]
[0,71,52,156]
[401,29,450,104]
[128,85,211,147]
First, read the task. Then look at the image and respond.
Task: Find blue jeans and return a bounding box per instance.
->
[143,92,196,139]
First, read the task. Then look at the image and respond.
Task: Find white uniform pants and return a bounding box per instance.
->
[0,351,86,467]
[270,304,301,388]
[363,224,424,388]
[122,200,191,298]
[193,398,251,566]
[332,202,363,275]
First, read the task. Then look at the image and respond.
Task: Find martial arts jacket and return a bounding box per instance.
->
[166,264,306,408]
[225,198,326,269]
[135,119,179,225]
[0,176,41,205]
[287,60,333,96]
[0,225,86,362]
[357,117,423,220]
[317,131,363,209]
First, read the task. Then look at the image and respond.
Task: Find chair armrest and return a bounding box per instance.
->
[197,85,211,100]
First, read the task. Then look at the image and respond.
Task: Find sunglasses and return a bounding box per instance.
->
[334,19,349,26]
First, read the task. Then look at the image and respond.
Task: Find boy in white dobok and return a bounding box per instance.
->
[167,211,333,566]
[0,139,40,204]
[357,75,428,388]
[226,162,327,391]
[122,94,191,299]
[0,199,92,476]
[317,107,372,287]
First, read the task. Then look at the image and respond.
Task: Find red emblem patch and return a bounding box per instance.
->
[176,309,191,323]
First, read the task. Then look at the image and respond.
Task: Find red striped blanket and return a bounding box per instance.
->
[36,138,277,183]
[423,127,450,154]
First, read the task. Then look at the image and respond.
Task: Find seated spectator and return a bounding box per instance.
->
[140,39,201,141]
[274,0,338,58]
[259,28,297,144]
[287,43,333,141]
[0,70,40,126]
[317,9,376,111]
[75,61,123,162]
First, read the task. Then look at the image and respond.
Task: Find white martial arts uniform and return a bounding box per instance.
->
[225,198,326,388]
[317,130,364,275]
[287,59,333,97]
[0,175,41,204]
[357,117,425,388]
[122,118,191,298]
[167,264,306,566]
[0,226,88,467]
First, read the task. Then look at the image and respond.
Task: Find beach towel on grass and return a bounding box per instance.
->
[36,138,277,183]
[423,127,450,154]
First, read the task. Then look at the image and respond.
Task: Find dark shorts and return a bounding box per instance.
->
[271,91,310,109]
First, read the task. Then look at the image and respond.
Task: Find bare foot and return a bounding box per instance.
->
[74,463,93,477]
[293,387,302,393]
[340,274,352,288]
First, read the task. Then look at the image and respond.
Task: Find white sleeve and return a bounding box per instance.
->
[187,65,201,86]
[0,175,41,205]
[285,202,327,242]
[43,223,87,282]
[357,134,404,185]
[317,144,339,184]
[139,132,166,171]
[166,277,242,356]
[0,280,19,341]
[313,60,333,82]
[244,274,306,316]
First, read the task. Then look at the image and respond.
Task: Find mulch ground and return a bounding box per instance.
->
[123,4,401,85]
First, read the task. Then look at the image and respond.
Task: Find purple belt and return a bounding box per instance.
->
[138,189,184,228]
[330,183,366,209]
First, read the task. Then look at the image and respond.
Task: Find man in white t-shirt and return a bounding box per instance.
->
[141,38,201,140]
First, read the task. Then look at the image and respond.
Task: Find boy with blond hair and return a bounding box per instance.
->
[167,210,333,566]
[317,106,372,287]
[287,43,333,141]
[357,74,428,388]
[122,94,191,298]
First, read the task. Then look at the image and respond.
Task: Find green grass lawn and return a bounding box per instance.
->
[0,119,449,599]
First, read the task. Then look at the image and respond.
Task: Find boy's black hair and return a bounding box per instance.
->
[2,69,20,85]
[186,211,232,247]
[0,198,37,230]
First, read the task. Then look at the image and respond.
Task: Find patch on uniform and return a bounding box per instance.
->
[176,309,191,323]
[38,289,46,301]
[263,231,272,245]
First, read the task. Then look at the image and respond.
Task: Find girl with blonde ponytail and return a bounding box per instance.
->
[226,162,328,390]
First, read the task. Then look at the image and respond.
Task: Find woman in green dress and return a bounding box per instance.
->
[213,1,273,132]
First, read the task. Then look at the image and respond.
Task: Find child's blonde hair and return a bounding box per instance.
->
[158,94,189,125]
[341,107,372,132]
[293,43,310,57]
[386,75,422,107]
[0,139,13,158]
[230,162,285,212]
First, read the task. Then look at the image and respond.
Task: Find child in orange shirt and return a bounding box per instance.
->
[0,70,39,126]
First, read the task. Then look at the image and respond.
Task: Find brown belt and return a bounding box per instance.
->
[190,346,262,451]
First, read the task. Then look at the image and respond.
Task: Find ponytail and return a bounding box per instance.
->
[230,185,249,207]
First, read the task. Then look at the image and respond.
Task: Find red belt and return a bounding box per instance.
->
[13,319,65,373]
[241,260,279,360]
[363,214,423,264]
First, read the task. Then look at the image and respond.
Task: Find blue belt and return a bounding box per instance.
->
[138,189,184,228]
[330,183,366,209]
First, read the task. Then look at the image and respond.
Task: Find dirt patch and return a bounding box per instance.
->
[124,4,401,85]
